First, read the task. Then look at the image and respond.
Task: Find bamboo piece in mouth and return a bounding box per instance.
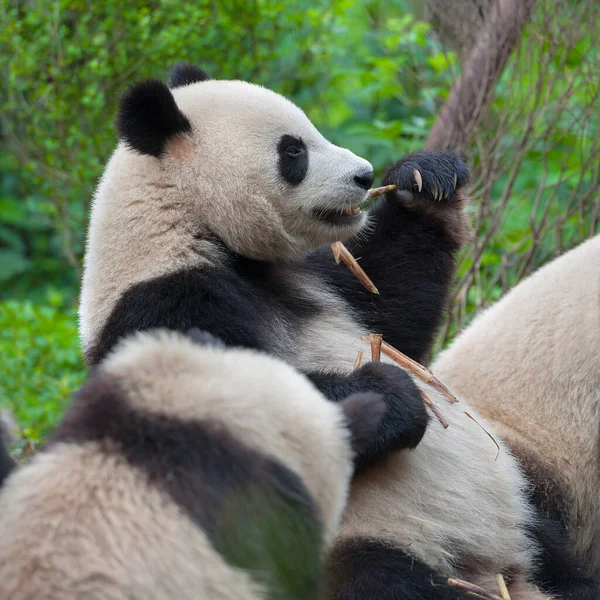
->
[367,184,397,198]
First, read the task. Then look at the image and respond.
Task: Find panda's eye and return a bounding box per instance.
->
[278,135,308,185]
[286,145,303,157]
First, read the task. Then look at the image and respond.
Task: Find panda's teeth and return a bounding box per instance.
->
[343,207,361,216]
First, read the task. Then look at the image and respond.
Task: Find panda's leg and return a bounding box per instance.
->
[306,362,429,473]
[528,514,600,599]
[309,151,472,364]
[325,538,473,600]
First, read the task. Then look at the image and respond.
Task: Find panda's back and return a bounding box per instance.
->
[0,443,264,600]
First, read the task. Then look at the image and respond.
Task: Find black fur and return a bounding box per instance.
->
[325,538,473,599]
[277,135,308,185]
[86,263,427,472]
[309,152,471,363]
[87,152,469,468]
[168,62,209,88]
[382,151,469,202]
[340,392,386,457]
[526,510,600,598]
[116,79,192,157]
[308,363,428,474]
[50,371,323,600]
[0,419,15,489]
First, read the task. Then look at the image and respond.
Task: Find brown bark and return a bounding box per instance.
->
[424,0,538,153]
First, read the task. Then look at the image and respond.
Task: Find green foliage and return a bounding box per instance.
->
[0,1,597,435]
[0,298,86,443]
[0,0,451,303]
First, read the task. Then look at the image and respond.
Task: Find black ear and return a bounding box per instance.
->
[340,393,385,456]
[169,63,210,88]
[185,328,226,349]
[116,79,192,157]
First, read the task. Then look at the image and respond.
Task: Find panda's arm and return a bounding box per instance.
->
[308,152,472,364]
[85,269,267,365]
[306,362,429,473]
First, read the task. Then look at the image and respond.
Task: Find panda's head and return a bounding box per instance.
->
[113,63,373,260]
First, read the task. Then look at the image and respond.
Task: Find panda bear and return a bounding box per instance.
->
[77,63,595,598]
[433,234,600,576]
[0,329,386,600]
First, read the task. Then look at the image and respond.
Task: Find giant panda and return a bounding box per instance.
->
[77,64,597,598]
[0,329,386,600]
[433,234,600,575]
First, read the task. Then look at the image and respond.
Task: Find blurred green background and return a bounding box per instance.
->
[0,0,598,446]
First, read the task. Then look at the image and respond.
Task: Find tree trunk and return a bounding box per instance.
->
[424,0,538,153]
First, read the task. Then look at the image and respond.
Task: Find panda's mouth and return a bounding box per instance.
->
[313,205,363,225]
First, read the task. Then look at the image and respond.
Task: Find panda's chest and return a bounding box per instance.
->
[235,259,368,373]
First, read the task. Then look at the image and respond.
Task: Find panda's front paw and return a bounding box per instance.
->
[382,151,469,203]
[349,362,429,473]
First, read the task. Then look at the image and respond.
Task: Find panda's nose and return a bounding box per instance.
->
[354,170,375,190]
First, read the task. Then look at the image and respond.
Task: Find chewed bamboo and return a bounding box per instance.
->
[369,333,382,361]
[363,334,449,428]
[353,350,363,370]
[367,184,397,198]
[420,390,449,429]
[447,578,502,600]
[330,242,379,295]
[361,337,459,404]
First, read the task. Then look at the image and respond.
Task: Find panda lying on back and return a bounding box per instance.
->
[0,329,385,599]
[78,64,596,598]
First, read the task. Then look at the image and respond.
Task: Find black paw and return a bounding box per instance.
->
[382,151,469,203]
[348,362,429,473]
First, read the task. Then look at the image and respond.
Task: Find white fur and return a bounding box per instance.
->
[80,80,371,348]
[0,331,357,599]
[78,76,544,598]
[433,234,600,572]
[102,330,355,544]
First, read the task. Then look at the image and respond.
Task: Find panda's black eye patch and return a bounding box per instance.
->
[286,145,303,157]
[278,135,308,186]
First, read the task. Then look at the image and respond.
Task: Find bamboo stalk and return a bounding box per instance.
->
[448,578,502,600]
[369,333,383,361]
[353,350,364,370]
[421,390,449,429]
[331,242,379,295]
[361,337,459,404]
[367,184,397,198]
[363,335,449,428]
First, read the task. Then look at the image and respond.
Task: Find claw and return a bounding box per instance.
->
[413,169,423,193]
[431,185,439,201]
[453,173,457,188]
